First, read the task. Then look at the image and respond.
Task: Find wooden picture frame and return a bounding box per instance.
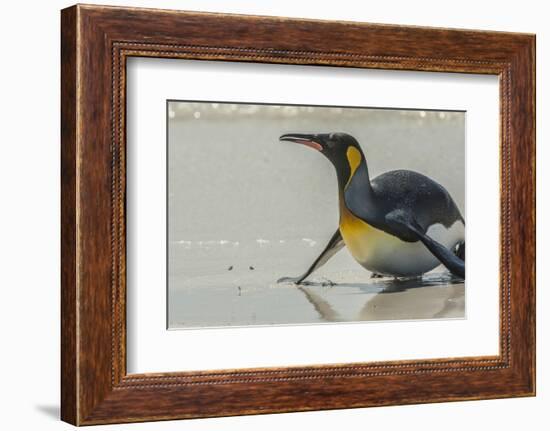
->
[61,4,535,425]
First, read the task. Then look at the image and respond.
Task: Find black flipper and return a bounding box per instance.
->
[385,210,465,279]
[277,229,345,285]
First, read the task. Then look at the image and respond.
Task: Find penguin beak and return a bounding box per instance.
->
[279,134,323,151]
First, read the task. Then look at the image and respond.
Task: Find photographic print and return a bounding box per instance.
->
[167,101,465,329]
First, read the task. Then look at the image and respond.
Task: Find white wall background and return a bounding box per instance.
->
[0,0,545,429]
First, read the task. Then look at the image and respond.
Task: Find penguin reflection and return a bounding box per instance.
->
[278,133,465,285]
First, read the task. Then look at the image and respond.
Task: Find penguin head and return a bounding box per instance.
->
[280,132,362,161]
[280,132,365,183]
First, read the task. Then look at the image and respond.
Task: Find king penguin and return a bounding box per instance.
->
[278,132,465,284]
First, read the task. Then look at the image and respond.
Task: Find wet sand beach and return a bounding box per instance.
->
[169,277,464,329]
[168,237,465,328]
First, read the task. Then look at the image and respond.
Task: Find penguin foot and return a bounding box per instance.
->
[277,276,335,287]
[277,276,304,285]
[370,273,385,279]
[393,275,423,282]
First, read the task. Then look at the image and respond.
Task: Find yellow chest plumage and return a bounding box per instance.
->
[339,204,398,264]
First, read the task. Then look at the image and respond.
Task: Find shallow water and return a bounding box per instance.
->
[169,271,464,328]
[168,236,465,328]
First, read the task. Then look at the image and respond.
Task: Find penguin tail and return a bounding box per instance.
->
[454,241,465,262]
